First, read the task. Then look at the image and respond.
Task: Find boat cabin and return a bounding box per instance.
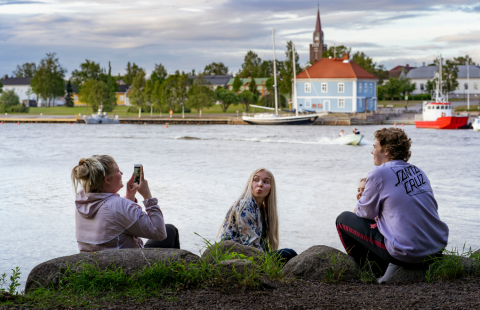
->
[422,102,453,121]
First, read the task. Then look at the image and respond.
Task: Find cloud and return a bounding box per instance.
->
[0,0,46,5]
[433,30,480,45]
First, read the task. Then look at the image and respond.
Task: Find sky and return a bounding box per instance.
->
[1,0,480,78]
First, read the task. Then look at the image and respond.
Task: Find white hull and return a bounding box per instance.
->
[333,134,364,145]
[473,117,480,131]
[84,116,119,124]
[242,114,318,125]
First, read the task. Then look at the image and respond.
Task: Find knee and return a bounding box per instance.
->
[165,224,178,236]
[336,211,356,225]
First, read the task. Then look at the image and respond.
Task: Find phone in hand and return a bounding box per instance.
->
[134,164,142,184]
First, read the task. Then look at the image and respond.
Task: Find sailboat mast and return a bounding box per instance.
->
[272,29,278,116]
[439,54,443,99]
[292,43,298,117]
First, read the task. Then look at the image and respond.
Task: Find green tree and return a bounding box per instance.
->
[151,63,168,85]
[351,51,388,84]
[157,72,190,113]
[79,79,116,112]
[279,41,300,100]
[0,89,29,113]
[383,78,402,101]
[31,52,67,107]
[435,58,459,94]
[124,62,142,84]
[71,60,101,85]
[186,74,216,117]
[128,70,146,110]
[0,81,3,93]
[12,62,36,77]
[65,80,74,107]
[453,55,476,65]
[238,51,262,78]
[204,62,229,75]
[425,79,436,95]
[238,90,257,112]
[248,78,258,95]
[216,88,238,112]
[322,45,351,59]
[264,77,275,107]
[232,76,243,93]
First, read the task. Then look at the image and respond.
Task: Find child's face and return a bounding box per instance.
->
[356,180,366,200]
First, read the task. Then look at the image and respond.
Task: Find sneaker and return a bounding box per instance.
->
[377,263,402,284]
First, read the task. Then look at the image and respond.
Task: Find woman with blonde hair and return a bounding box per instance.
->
[72,155,179,252]
[217,168,297,262]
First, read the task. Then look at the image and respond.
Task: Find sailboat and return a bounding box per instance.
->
[242,30,318,125]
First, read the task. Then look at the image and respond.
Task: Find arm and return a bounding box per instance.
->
[124,198,167,241]
[235,204,262,250]
[355,176,381,221]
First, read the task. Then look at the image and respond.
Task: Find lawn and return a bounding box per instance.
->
[454,104,480,111]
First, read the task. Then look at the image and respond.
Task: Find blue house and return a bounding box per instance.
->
[295,54,378,113]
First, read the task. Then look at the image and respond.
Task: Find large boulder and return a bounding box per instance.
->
[282,245,356,282]
[25,248,199,293]
[201,240,264,264]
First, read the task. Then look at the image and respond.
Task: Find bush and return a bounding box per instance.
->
[0,104,29,113]
[127,105,191,114]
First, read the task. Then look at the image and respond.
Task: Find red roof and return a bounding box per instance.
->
[296,58,378,80]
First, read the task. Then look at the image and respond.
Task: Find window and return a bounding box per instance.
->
[338,98,345,108]
[465,83,468,90]
[420,83,425,91]
[359,83,362,93]
[370,83,373,93]
[474,83,478,90]
[338,83,344,93]
[305,83,311,93]
[74,95,78,101]
[305,99,311,107]
[120,95,124,101]
[321,83,327,92]
[364,83,367,92]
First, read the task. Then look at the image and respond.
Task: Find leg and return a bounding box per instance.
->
[269,248,298,263]
[144,224,180,249]
[336,211,392,276]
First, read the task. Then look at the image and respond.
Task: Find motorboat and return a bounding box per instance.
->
[333,134,364,145]
[242,30,318,125]
[84,108,119,124]
[473,116,480,131]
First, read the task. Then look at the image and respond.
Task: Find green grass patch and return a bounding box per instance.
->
[425,246,480,283]
[454,104,480,111]
[322,251,351,283]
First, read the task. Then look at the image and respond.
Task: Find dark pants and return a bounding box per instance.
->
[144,224,180,249]
[269,248,297,264]
[336,211,430,276]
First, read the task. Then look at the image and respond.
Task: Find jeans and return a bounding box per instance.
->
[144,224,180,249]
[269,248,298,263]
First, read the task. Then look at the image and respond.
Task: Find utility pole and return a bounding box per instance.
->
[467,62,470,110]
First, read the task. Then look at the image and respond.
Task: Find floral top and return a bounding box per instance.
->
[218,197,264,251]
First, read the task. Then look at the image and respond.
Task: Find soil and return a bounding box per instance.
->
[5,277,477,310]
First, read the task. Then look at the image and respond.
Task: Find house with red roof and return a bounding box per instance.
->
[295,54,378,113]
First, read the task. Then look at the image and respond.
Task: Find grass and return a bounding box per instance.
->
[454,104,480,112]
[322,251,351,283]
[0,237,285,308]
[425,246,480,283]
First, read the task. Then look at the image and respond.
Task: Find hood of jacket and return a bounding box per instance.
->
[75,189,118,219]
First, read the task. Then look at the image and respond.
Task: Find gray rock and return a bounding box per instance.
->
[217,259,254,276]
[25,248,199,293]
[201,240,264,264]
[282,245,356,282]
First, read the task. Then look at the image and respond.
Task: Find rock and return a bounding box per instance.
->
[217,259,254,276]
[282,245,356,282]
[473,249,480,256]
[25,248,199,293]
[201,240,264,264]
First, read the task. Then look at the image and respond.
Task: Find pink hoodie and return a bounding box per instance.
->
[75,190,167,253]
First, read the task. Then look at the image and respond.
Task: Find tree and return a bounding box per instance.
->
[238,90,257,112]
[322,45,351,59]
[279,41,301,100]
[71,60,101,85]
[204,62,229,75]
[156,72,190,113]
[79,79,116,112]
[12,62,36,77]
[238,51,262,78]
[128,70,146,110]
[351,51,388,84]
[232,76,243,93]
[258,93,287,108]
[453,55,476,65]
[383,78,402,101]
[435,58,459,95]
[124,62,142,84]
[248,78,258,95]
[425,79,436,95]
[0,81,3,93]
[0,89,20,105]
[151,63,168,85]
[31,52,67,107]
[65,80,74,107]
[216,88,238,112]
[186,74,216,117]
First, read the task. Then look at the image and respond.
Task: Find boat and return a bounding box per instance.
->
[84,107,119,124]
[242,29,318,125]
[473,116,480,131]
[333,134,364,145]
[414,57,468,129]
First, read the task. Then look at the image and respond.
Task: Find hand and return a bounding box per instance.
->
[353,207,357,214]
[133,166,152,200]
[125,173,137,202]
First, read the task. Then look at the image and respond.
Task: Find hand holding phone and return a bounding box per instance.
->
[133,165,152,200]
[134,164,142,184]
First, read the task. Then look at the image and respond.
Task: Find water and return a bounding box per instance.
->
[1,123,479,289]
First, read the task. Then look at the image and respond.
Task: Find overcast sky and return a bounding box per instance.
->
[1,0,480,78]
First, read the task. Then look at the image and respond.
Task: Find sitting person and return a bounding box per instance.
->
[217,168,297,262]
[353,128,361,135]
[336,128,448,283]
[352,177,366,214]
[339,130,346,137]
[72,155,179,252]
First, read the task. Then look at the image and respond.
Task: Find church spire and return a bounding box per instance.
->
[315,7,321,33]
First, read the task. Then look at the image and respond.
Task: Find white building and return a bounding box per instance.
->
[407,65,480,97]
[0,75,64,107]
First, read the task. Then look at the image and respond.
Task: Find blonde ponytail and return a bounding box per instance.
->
[71,155,116,194]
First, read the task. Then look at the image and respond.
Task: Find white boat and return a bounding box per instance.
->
[333,134,364,145]
[473,116,480,131]
[84,108,119,124]
[242,30,318,125]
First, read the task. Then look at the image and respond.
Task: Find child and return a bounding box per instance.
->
[353,178,366,214]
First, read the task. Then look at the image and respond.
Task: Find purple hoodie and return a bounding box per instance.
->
[356,160,449,263]
[75,190,167,252]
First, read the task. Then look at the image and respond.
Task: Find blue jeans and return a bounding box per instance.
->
[269,248,297,263]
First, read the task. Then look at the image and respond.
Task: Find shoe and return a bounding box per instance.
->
[377,263,402,284]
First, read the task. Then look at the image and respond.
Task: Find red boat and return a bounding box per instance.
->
[415,102,469,129]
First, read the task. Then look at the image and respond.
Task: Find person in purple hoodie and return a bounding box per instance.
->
[335,128,449,283]
[72,155,179,252]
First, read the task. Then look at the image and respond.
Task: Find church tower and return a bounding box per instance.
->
[310,8,325,63]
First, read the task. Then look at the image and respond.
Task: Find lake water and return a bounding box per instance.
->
[1,123,479,289]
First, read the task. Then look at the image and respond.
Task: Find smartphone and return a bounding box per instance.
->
[134,164,142,184]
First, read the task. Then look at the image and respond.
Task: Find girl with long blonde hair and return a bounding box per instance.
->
[217,168,297,262]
